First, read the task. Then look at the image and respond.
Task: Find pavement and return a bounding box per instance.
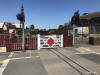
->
[59,47,100,75]
[0,46,100,75]
[0,51,48,75]
[75,45,100,54]
[0,52,10,67]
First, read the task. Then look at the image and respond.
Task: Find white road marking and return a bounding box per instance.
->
[0,59,10,75]
[84,72,97,74]
[8,52,14,58]
[95,53,100,55]
[74,52,96,55]
[10,56,39,60]
[75,52,100,56]
[75,53,91,54]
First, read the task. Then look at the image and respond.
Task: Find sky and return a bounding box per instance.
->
[0,0,100,29]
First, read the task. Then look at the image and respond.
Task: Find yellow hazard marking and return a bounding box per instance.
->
[75,47,91,53]
[0,60,6,64]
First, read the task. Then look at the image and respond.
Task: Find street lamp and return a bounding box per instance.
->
[16,5,25,51]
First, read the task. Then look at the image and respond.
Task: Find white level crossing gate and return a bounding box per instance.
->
[37,34,63,50]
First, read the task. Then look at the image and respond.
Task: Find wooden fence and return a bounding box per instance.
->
[25,37,37,50]
[0,34,72,52]
[63,36,72,47]
[0,36,37,52]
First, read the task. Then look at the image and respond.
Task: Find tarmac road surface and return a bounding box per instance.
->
[0,51,48,75]
[0,48,100,75]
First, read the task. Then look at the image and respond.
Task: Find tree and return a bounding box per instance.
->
[64,22,72,30]
[57,25,64,35]
[64,22,73,36]
[58,25,64,29]
[16,28,22,37]
[30,24,34,31]
[26,26,29,29]
[25,26,31,37]
[56,22,73,36]
[25,32,30,37]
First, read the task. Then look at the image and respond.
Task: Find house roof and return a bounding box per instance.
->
[80,12,100,20]
[0,22,26,29]
[0,22,4,28]
[3,22,16,29]
[14,23,26,29]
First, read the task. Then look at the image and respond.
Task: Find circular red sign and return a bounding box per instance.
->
[48,38,54,46]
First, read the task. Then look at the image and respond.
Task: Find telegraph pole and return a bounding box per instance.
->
[16,5,25,51]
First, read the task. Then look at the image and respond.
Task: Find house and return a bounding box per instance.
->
[80,12,100,45]
[14,23,26,29]
[0,22,26,34]
[2,22,16,34]
[80,12,100,34]
[74,27,89,35]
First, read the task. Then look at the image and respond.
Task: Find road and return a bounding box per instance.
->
[0,47,100,75]
[0,51,48,75]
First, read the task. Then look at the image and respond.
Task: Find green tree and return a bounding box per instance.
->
[56,22,73,36]
[64,22,73,36]
[64,22,72,30]
[57,25,64,35]
[16,29,22,37]
[58,25,64,29]
[26,26,29,29]
[30,24,34,31]
[25,32,30,37]
[25,26,31,37]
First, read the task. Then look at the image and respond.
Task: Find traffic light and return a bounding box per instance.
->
[16,13,25,22]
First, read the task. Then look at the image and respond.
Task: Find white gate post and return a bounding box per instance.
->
[73,24,75,46]
[61,35,63,48]
[37,34,40,50]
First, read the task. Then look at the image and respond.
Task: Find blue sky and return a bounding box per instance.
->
[0,0,100,29]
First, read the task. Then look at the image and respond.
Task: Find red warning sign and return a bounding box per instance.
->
[48,38,54,46]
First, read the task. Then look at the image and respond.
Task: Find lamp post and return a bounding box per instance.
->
[16,5,25,51]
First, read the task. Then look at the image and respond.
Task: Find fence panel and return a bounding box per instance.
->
[63,36,72,47]
[6,38,22,52]
[0,35,37,52]
[25,37,37,50]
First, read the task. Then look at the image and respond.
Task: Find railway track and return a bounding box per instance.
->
[50,49,96,75]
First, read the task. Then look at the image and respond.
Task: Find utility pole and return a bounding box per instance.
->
[21,6,25,51]
[16,5,25,51]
